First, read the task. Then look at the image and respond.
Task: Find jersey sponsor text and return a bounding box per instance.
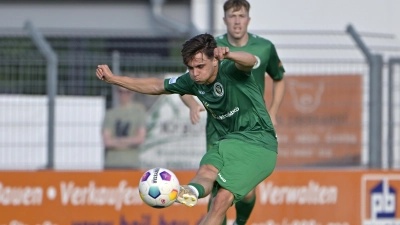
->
[215,107,239,120]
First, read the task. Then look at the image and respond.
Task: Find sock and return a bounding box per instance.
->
[235,195,256,225]
[188,183,205,198]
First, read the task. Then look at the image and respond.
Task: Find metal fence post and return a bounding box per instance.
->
[208,0,215,34]
[369,54,383,168]
[112,50,121,108]
[388,58,400,169]
[24,20,58,169]
[346,24,383,168]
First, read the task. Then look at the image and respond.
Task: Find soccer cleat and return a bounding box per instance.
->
[176,185,198,207]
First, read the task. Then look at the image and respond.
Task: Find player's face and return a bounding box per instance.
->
[223,7,251,40]
[187,52,218,85]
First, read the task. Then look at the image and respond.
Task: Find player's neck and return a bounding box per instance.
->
[205,67,218,85]
[227,33,249,47]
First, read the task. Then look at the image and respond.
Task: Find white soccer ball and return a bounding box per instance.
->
[138,167,180,208]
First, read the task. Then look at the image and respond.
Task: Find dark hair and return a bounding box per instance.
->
[181,33,217,66]
[223,0,250,14]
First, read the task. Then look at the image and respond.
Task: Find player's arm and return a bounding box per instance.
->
[266,44,286,125]
[215,47,256,72]
[96,65,170,95]
[267,77,285,126]
[180,95,205,125]
[102,129,124,149]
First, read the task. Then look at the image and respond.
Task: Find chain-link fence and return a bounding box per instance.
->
[1,23,399,170]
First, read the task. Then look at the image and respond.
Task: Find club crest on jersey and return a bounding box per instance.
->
[253,55,261,69]
[213,82,224,97]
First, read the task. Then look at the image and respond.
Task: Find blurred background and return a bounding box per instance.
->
[0,0,400,224]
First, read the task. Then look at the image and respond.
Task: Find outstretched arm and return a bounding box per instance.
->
[96,64,170,95]
[180,95,205,125]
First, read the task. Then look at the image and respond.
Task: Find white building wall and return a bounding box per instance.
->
[0,2,190,33]
[0,3,150,30]
[1,0,399,38]
[206,0,400,38]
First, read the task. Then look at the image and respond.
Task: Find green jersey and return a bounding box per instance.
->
[202,33,285,148]
[216,33,285,90]
[164,60,278,152]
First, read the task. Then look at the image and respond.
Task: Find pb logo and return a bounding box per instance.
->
[361,174,400,225]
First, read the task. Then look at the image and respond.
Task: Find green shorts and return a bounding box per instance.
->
[200,138,277,204]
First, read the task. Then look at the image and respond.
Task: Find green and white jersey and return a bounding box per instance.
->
[215,33,285,91]
[164,60,278,152]
[202,33,285,148]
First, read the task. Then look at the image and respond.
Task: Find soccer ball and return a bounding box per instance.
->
[138,168,180,208]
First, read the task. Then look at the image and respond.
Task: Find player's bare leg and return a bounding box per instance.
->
[199,188,234,225]
[177,164,218,207]
[207,183,228,225]
[241,188,255,202]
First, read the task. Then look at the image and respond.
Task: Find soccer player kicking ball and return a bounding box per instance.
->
[180,1,285,224]
[96,33,278,225]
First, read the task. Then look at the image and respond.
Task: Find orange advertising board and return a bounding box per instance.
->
[1,170,400,225]
[265,74,363,167]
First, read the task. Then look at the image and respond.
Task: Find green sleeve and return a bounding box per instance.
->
[266,44,285,80]
[164,73,195,95]
[221,60,251,81]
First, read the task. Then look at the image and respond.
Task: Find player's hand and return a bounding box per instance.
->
[96,65,115,83]
[214,47,229,60]
[189,105,205,125]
